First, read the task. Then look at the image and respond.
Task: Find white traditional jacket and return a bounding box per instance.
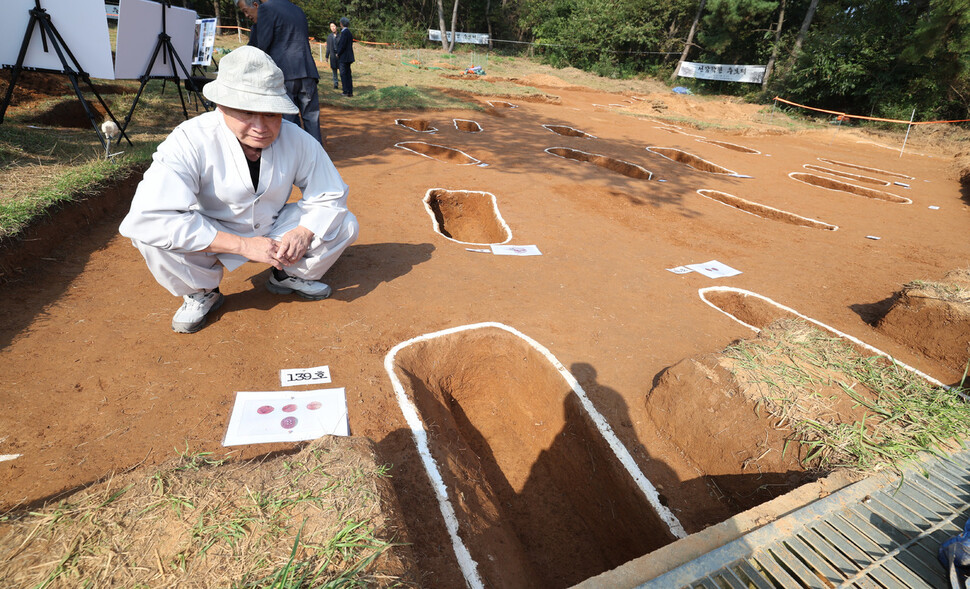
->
[120,111,349,271]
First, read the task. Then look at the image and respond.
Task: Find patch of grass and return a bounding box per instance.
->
[725,319,970,474]
[904,279,970,304]
[344,85,477,110]
[0,437,414,587]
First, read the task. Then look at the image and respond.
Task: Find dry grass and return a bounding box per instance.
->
[904,269,970,305]
[0,437,416,588]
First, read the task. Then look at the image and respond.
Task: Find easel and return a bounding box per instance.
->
[120,0,208,133]
[0,0,131,151]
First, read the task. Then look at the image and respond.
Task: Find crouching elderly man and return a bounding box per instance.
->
[120,46,357,333]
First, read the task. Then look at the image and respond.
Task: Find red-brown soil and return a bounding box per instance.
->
[2,80,970,588]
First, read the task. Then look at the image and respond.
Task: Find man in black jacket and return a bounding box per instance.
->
[254,0,322,144]
[324,22,339,90]
[334,17,354,98]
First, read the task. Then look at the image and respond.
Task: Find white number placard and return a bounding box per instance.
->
[280,365,332,387]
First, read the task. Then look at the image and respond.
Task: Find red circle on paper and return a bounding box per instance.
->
[281,416,297,429]
[307,401,322,410]
[282,404,297,412]
[257,405,274,415]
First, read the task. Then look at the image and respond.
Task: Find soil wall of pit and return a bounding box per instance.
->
[393,327,673,589]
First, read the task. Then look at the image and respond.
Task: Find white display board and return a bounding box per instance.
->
[192,18,217,66]
[0,0,115,80]
[115,0,197,80]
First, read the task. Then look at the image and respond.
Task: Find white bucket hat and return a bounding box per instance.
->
[202,46,298,115]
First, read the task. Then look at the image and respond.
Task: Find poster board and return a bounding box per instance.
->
[677,61,766,84]
[0,0,115,80]
[192,18,217,66]
[115,0,197,80]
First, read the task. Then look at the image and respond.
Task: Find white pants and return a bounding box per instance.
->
[132,205,358,297]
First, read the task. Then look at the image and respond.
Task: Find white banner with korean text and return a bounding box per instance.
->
[428,29,489,45]
[677,61,766,84]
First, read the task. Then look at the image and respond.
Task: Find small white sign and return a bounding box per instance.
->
[667,266,693,274]
[491,244,542,256]
[223,388,348,446]
[280,365,331,387]
[684,260,742,278]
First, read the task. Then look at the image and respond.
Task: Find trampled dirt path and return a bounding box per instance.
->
[2,81,969,587]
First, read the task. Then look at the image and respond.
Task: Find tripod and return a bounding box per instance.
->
[120,0,209,133]
[0,0,131,151]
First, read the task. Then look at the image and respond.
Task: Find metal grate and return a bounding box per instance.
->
[640,448,970,588]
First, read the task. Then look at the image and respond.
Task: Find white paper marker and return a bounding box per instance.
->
[0,454,21,463]
[866,235,881,240]
[894,181,910,188]
[280,365,331,387]
[929,206,940,210]
[684,260,742,278]
[223,388,348,446]
[491,244,542,256]
[466,248,491,253]
[667,266,693,274]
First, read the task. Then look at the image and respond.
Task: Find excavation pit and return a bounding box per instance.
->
[487,100,517,109]
[816,157,914,180]
[423,189,511,245]
[654,126,700,137]
[395,141,484,166]
[396,118,437,133]
[645,146,740,176]
[386,324,680,589]
[802,164,890,186]
[453,119,483,133]
[696,189,838,230]
[788,172,911,204]
[542,124,595,139]
[696,139,760,154]
[545,147,652,180]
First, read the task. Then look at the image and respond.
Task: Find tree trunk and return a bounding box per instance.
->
[762,0,786,88]
[785,0,819,70]
[212,0,220,22]
[448,0,460,52]
[486,0,493,50]
[670,0,706,82]
[436,0,449,50]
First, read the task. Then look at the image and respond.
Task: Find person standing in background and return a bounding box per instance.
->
[236,0,259,46]
[324,22,340,90]
[254,0,322,145]
[334,17,354,98]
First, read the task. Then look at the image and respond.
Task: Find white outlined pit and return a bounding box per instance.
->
[802,164,891,186]
[487,100,517,109]
[453,119,483,133]
[816,157,915,180]
[696,189,838,231]
[396,118,437,133]
[423,188,512,245]
[646,146,741,176]
[654,126,705,138]
[545,147,653,180]
[788,172,911,204]
[542,124,596,139]
[395,141,485,166]
[384,323,686,589]
[697,287,944,387]
[696,139,761,154]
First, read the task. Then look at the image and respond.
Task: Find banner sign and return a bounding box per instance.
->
[106,3,120,19]
[428,29,489,45]
[192,18,217,66]
[677,61,765,84]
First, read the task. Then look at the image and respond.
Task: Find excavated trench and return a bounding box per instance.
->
[396,118,436,133]
[788,172,911,203]
[542,124,594,138]
[696,189,838,230]
[816,157,914,180]
[545,147,652,180]
[423,189,511,244]
[696,139,760,154]
[802,164,890,186]
[395,141,482,165]
[453,119,483,133]
[389,326,677,589]
[487,100,517,109]
[645,147,738,175]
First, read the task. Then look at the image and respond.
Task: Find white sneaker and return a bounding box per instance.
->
[172,290,224,333]
[266,273,332,300]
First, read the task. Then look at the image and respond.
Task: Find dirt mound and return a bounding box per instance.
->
[25,98,107,128]
[875,269,970,377]
[0,71,71,106]
[512,73,581,89]
[0,436,417,587]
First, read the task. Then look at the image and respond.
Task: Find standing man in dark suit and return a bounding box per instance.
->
[236,0,259,46]
[324,22,339,90]
[334,17,354,98]
[254,0,322,145]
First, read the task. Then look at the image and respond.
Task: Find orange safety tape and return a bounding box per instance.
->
[216,25,250,32]
[773,96,970,125]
